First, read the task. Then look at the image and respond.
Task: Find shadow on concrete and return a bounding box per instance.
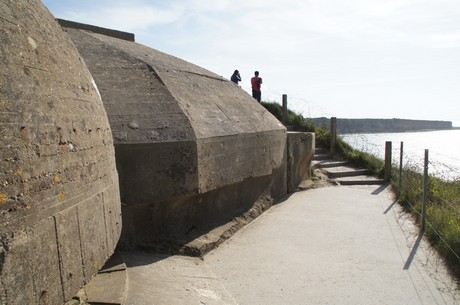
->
[371,182,390,195]
[383,201,398,214]
[116,188,320,269]
[117,175,279,257]
[120,251,171,269]
[273,193,294,205]
[403,231,424,270]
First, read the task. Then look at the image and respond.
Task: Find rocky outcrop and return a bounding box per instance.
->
[0,1,121,304]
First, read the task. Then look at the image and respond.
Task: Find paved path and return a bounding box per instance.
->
[121,184,459,305]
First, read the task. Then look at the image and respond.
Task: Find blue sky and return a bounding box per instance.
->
[42,0,460,124]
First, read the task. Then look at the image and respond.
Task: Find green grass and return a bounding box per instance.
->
[261,101,384,176]
[262,101,460,282]
[261,101,316,132]
[391,168,460,279]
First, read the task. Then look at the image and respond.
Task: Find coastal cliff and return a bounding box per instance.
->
[313,118,452,134]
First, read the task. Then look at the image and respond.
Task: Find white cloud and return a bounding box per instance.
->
[429,31,460,48]
[58,3,185,31]
[42,0,460,121]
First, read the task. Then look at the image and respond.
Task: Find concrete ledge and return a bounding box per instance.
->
[58,19,135,41]
[287,132,315,193]
[178,195,275,257]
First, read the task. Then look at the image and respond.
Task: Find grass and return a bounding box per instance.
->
[261,101,385,177]
[262,100,460,282]
[391,167,460,279]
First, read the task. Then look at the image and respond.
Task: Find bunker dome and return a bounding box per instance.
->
[61,21,287,249]
[0,1,121,304]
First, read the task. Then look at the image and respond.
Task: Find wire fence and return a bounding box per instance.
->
[393,144,460,276]
[341,131,460,281]
[272,99,460,289]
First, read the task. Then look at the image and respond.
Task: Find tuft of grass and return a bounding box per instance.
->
[336,136,385,177]
[261,101,315,132]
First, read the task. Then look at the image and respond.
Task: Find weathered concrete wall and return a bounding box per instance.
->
[287,132,315,193]
[61,23,287,249]
[0,1,121,304]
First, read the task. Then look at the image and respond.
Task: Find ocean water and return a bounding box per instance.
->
[341,130,460,181]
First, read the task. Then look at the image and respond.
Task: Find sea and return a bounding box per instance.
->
[340,129,460,181]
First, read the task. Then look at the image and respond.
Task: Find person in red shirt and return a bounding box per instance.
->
[251,71,262,102]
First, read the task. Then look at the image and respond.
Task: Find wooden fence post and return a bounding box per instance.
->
[398,141,403,197]
[330,117,337,155]
[282,94,288,124]
[384,141,392,180]
[422,149,429,232]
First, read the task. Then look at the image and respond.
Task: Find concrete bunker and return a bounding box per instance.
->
[0,1,314,303]
[60,20,289,251]
[0,1,121,304]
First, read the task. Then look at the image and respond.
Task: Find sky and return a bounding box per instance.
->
[42,0,460,124]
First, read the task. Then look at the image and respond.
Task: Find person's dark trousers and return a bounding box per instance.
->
[252,90,261,102]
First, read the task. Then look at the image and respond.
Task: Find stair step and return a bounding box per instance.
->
[324,167,369,178]
[312,160,348,169]
[312,153,332,161]
[335,176,386,185]
[315,147,329,154]
[311,146,386,185]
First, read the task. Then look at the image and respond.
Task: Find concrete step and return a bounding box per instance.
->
[323,166,369,178]
[312,153,332,161]
[314,161,387,186]
[314,147,329,154]
[335,175,387,185]
[312,160,348,169]
[311,153,386,185]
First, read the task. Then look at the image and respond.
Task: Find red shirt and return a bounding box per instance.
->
[251,76,262,92]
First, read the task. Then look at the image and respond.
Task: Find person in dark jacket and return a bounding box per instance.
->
[231,69,241,84]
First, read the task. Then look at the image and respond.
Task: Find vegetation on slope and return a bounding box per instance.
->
[261,101,385,177]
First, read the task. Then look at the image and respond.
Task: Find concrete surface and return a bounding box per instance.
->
[122,252,238,305]
[118,184,459,305]
[0,1,121,304]
[83,252,127,304]
[205,185,459,305]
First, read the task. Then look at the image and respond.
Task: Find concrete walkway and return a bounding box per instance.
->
[120,184,459,305]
